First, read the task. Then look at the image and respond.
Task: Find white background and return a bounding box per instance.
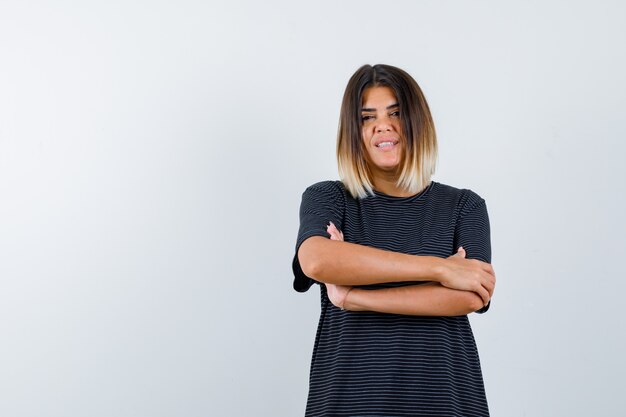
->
[1,1,625,416]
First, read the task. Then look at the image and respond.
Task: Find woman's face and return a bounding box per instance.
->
[361,86,403,176]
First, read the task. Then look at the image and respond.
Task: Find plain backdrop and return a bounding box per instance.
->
[1,1,625,416]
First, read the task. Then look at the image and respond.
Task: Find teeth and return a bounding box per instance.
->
[377,141,395,148]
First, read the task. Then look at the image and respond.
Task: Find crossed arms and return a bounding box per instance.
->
[297,222,496,316]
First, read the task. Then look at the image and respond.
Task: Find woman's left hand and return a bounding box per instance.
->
[325,222,353,310]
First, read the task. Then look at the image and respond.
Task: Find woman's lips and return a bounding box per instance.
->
[375,141,398,151]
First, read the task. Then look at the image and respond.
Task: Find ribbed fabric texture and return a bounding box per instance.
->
[292,180,491,417]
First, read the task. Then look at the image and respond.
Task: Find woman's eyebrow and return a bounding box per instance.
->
[361,103,400,112]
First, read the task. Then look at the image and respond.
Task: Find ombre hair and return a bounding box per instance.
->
[337,64,438,199]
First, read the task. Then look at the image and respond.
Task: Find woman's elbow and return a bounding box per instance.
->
[299,254,322,279]
[298,237,327,279]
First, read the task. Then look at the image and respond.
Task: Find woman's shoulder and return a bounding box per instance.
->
[300,179,347,203]
[303,179,343,190]
[301,179,345,194]
[431,181,486,212]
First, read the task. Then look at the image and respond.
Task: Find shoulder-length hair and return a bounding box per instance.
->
[337,64,438,199]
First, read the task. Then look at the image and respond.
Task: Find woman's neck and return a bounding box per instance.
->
[371,176,415,197]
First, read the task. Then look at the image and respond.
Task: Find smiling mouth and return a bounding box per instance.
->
[374,136,400,147]
[376,141,397,148]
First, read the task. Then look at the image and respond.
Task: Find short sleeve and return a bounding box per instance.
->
[453,192,492,314]
[292,181,345,292]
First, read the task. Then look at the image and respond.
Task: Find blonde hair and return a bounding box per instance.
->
[337,64,438,199]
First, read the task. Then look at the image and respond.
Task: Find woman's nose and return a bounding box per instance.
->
[376,119,392,132]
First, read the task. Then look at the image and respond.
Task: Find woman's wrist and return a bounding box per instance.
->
[341,287,353,310]
[343,288,362,311]
[417,256,446,282]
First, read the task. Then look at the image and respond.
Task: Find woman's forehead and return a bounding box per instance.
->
[362,86,398,109]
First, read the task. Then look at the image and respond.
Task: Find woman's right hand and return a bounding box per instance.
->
[437,247,496,306]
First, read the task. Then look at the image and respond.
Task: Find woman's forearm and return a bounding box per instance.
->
[298,236,445,286]
[299,224,495,303]
[345,282,485,316]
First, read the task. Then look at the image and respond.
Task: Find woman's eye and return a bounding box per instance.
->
[361,115,374,121]
[390,111,400,117]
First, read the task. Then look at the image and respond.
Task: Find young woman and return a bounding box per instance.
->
[292,64,496,416]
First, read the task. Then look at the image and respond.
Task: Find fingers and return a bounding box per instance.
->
[442,253,495,304]
[327,222,344,241]
[327,224,339,240]
[481,272,496,298]
[475,267,495,298]
[469,269,493,304]
[484,268,496,294]
[482,263,495,276]
[451,246,466,258]
[475,285,490,305]
[483,279,495,298]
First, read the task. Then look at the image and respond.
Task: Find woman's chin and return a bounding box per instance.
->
[373,159,400,171]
